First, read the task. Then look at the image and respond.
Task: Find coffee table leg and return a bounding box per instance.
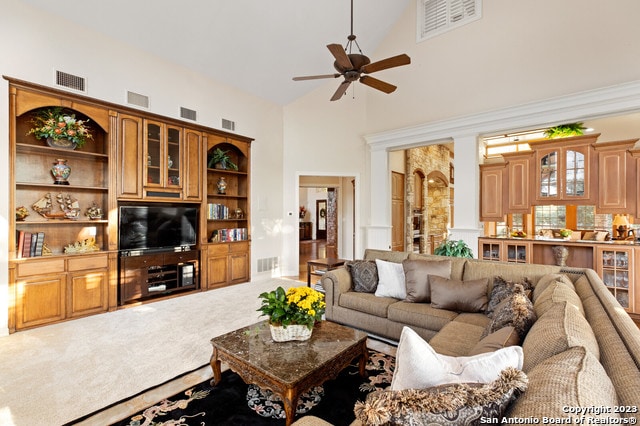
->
[283,388,298,426]
[358,341,369,377]
[210,347,222,386]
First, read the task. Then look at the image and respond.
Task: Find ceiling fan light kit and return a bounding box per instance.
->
[292,0,411,101]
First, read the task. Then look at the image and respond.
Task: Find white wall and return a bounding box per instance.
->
[0,1,284,334]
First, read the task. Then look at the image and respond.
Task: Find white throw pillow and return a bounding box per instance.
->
[374,259,406,299]
[390,327,524,391]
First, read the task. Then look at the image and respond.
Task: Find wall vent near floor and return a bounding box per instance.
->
[257,257,279,273]
[127,91,150,108]
[222,118,236,131]
[55,70,86,92]
[180,107,197,121]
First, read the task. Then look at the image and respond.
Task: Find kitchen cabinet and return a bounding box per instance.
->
[479,162,506,221]
[504,151,533,213]
[594,140,637,215]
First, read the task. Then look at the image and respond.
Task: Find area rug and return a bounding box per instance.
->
[110,350,394,426]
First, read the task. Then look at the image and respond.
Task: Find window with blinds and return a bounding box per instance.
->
[417,0,481,42]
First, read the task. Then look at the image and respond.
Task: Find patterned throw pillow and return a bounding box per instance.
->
[346,260,378,293]
[484,284,536,341]
[487,276,533,317]
[355,368,528,426]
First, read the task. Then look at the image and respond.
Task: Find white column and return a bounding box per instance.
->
[365,147,392,250]
[449,133,483,257]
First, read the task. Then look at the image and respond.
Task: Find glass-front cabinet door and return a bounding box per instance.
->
[536,145,591,202]
[596,247,634,312]
[144,120,182,190]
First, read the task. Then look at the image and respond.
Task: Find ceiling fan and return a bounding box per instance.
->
[292,0,411,101]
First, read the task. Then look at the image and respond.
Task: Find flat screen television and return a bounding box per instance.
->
[118,205,198,252]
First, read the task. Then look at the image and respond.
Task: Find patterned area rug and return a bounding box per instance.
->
[111,350,394,426]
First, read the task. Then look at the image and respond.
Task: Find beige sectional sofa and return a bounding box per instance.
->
[315,248,640,423]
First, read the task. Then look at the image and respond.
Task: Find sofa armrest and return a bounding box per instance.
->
[321,267,351,317]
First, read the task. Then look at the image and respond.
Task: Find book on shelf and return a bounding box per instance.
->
[16,231,46,258]
[210,228,248,243]
[207,203,230,220]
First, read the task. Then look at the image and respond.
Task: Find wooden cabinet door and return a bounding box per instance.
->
[391,171,405,251]
[68,269,108,318]
[505,153,531,213]
[207,255,228,288]
[595,140,637,215]
[183,129,203,201]
[116,113,143,199]
[16,275,66,329]
[229,252,249,283]
[480,164,505,221]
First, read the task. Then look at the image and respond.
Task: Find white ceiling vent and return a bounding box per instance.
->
[127,91,150,108]
[180,107,197,121]
[55,70,86,92]
[222,118,236,131]
[417,0,481,42]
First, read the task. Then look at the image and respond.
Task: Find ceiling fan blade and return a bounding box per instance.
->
[330,80,352,101]
[361,54,411,74]
[327,44,353,70]
[293,73,341,81]
[359,75,397,94]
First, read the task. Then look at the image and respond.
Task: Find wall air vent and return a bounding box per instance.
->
[127,91,150,108]
[180,107,197,121]
[222,118,236,131]
[55,70,86,92]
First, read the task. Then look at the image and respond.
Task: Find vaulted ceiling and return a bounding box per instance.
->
[21,0,411,105]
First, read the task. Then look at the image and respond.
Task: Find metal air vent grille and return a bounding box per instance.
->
[127,91,150,108]
[55,70,86,92]
[180,107,197,121]
[222,118,236,131]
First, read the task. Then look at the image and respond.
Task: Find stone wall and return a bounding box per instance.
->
[406,145,452,252]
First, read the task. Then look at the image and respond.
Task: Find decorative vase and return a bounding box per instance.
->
[552,245,569,267]
[217,176,227,194]
[46,137,77,150]
[269,323,313,342]
[51,159,71,185]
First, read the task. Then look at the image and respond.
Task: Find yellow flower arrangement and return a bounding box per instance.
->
[258,285,326,329]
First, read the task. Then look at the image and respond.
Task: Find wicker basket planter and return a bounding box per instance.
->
[269,323,313,342]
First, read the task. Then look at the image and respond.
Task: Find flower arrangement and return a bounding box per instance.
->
[299,206,307,219]
[257,286,325,329]
[27,107,93,148]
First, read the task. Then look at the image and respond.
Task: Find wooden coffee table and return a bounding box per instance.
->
[210,320,368,425]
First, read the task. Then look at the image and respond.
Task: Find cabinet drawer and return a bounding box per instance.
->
[16,258,65,277]
[165,250,199,264]
[229,242,249,253]
[208,244,230,256]
[68,254,109,272]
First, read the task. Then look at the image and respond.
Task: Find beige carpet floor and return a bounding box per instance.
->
[0,277,303,426]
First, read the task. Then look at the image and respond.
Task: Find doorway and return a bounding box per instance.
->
[316,199,327,240]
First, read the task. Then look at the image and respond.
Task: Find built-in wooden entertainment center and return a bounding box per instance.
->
[6,77,253,333]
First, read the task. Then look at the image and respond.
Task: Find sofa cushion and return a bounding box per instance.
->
[522,301,599,372]
[374,259,406,299]
[462,260,562,288]
[429,276,489,313]
[507,346,620,420]
[408,253,467,281]
[402,258,451,303]
[469,326,520,356]
[364,249,409,263]
[390,327,523,391]
[534,279,584,318]
[428,321,487,357]
[484,285,536,341]
[339,291,395,317]
[387,302,458,332]
[355,368,528,426]
[486,276,533,317]
[345,260,378,293]
[533,273,575,302]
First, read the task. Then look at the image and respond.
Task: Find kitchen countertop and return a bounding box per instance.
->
[480,235,640,246]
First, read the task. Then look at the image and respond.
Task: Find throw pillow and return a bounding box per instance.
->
[429,275,489,313]
[390,327,523,391]
[374,259,406,299]
[507,347,620,420]
[402,258,452,303]
[521,301,599,373]
[346,260,378,293]
[469,326,519,355]
[487,276,533,317]
[483,284,536,341]
[355,367,528,426]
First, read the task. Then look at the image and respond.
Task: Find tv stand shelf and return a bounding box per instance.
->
[119,250,199,305]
